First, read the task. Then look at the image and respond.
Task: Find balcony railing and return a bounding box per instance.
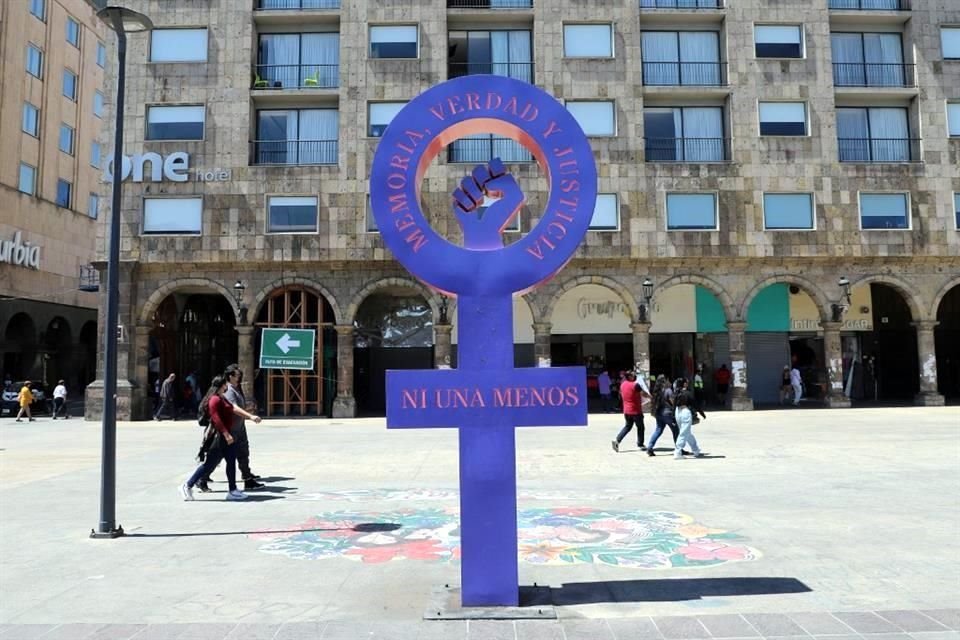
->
[447,0,533,8]
[448,138,532,163]
[252,140,338,165]
[448,62,534,84]
[644,137,730,162]
[254,64,339,89]
[828,0,908,9]
[832,63,915,88]
[838,138,919,163]
[642,62,727,86]
[79,265,99,292]
[256,0,340,9]
[640,0,723,7]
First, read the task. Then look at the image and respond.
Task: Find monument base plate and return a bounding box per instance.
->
[424,585,556,620]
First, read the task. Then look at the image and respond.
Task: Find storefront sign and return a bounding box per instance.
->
[577,298,628,319]
[0,232,40,270]
[791,318,871,332]
[103,151,231,183]
[259,328,316,369]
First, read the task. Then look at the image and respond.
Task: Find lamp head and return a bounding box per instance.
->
[97,6,153,33]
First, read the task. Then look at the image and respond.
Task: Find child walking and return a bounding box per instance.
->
[674,384,704,460]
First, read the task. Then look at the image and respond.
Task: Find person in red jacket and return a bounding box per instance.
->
[180,375,261,501]
[611,370,651,453]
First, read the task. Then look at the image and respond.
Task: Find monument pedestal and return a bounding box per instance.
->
[424,585,556,621]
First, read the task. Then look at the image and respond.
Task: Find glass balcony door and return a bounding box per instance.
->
[641,31,721,86]
[258,33,340,88]
[256,109,338,164]
[837,107,910,162]
[448,30,533,82]
[831,32,905,87]
[644,107,724,161]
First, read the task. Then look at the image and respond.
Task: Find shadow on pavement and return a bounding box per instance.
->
[522,577,811,605]
[126,522,402,538]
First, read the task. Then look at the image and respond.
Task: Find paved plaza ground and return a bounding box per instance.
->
[0,407,958,639]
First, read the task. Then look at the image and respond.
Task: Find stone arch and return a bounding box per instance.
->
[544,275,639,324]
[930,275,960,321]
[654,274,735,322]
[138,278,240,325]
[849,274,925,322]
[738,274,831,323]
[345,276,439,325]
[251,277,342,325]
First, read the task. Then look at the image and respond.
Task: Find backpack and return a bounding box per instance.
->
[197,396,211,427]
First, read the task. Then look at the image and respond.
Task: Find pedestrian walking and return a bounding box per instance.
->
[674,385,704,460]
[646,376,686,456]
[679,377,707,424]
[714,364,731,405]
[611,371,651,452]
[15,381,35,422]
[790,364,804,406]
[597,370,613,413]
[52,380,69,419]
[154,373,177,421]
[202,365,264,491]
[693,365,706,409]
[180,375,262,502]
[779,365,793,404]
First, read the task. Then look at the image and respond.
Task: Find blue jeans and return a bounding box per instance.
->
[647,413,679,450]
[674,407,700,457]
[188,438,238,492]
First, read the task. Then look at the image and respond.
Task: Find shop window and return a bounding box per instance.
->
[368,102,406,137]
[564,24,613,58]
[948,102,960,137]
[56,179,72,208]
[150,28,208,62]
[942,27,960,60]
[143,197,203,234]
[146,105,205,140]
[759,102,807,136]
[763,193,814,230]
[59,124,75,155]
[63,69,77,101]
[369,25,418,59]
[755,25,803,58]
[19,164,37,195]
[667,193,717,230]
[566,101,616,136]
[860,193,909,230]
[267,196,318,233]
[22,103,40,137]
[66,17,80,48]
[589,194,619,230]
[27,45,43,78]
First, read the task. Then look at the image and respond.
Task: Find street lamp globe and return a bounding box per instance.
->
[642,277,654,303]
[97,6,153,34]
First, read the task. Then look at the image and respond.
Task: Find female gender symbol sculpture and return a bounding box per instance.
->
[370,75,598,607]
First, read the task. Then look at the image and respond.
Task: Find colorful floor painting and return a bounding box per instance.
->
[252,507,759,568]
[291,488,668,502]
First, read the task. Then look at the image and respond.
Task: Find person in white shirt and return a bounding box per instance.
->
[790,366,803,406]
[52,380,69,419]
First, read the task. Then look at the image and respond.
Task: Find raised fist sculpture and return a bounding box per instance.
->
[452,158,525,251]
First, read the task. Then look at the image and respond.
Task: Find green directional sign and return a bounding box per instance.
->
[259,328,316,370]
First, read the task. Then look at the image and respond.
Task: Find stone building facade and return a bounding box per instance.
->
[88,0,960,420]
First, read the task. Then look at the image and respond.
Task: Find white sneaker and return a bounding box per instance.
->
[179,483,194,501]
[226,489,248,501]
[673,454,684,460]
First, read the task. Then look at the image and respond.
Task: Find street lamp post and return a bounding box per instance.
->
[638,277,655,323]
[831,276,852,323]
[91,6,153,540]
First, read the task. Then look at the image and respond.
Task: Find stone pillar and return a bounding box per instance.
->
[914,320,945,406]
[236,325,256,400]
[533,322,552,367]
[332,324,356,418]
[631,322,651,376]
[434,324,452,369]
[727,321,754,411]
[823,321,851,408]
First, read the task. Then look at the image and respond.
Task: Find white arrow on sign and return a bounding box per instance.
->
[276,333,301,354]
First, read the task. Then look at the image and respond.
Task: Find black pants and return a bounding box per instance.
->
[206,424,255,481]
[52,397,68,418]
[189,439,237,491]
[615,414,644,446]
[154,398,175,420]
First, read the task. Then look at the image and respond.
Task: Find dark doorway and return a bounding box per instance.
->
[3,313,37,381]
[862,283,918,401]
[43,317,72,389]
[935,285,960,401]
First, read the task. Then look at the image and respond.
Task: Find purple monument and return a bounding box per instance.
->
[370,75,598,607]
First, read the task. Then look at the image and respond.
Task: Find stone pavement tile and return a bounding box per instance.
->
[128,624,190,640]
[607,617,663,640]
[877,611,951,632]
[742,614,808,637]
[788,613,854,635]
[812,635,860,640]
[381,621,468,640]
[89,625,149,640]
[224,624,281,639]
[697,615,761,638]
[832,613,900,634]
[468,620,518,640]
[273,621,326,640]
[652,616,710,639]
[515,620,565,640]
[562,619,615,640]
[910,633,960,640]
[174,624,238,640]
[0,625,57,639]
[38,623,107,639]
[919,612,960,631]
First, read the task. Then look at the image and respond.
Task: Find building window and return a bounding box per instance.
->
[754,25,803,58]
[256,33,340,89]
[365,195,378,232]
[66,17,80,47]
[566,101,616,136]
[763,193,814,230]
[589,194,619,230]
[94,91,105,118]
[97,42,107,68]
[26,45,43,78]
[759,102,807,136]
[667,193,718,230]
[644,106,726,162]
[641,31,722,86]
[91,142,102,168]
[860,193,909,230]
[143,197,203,234]
[146,105,205,140]
[831,32,907,87]
[267,196,319,233]
[30,0,45,21]
[948,102,960,137]
[255,109,339,165]
[22,103,40,137]
[837,107,912,162]
[955,193,960,229]
[368,102,406,137]
[943,28,960,60]
[59,124,75,155]
[370,25,418,59]
[56,179,72,208]
[448,30,533,82]
[88,193,99,219]
[563,24,613,58]
[18,164,37,195]
[63,69,77,101]
[150,28,209,63]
